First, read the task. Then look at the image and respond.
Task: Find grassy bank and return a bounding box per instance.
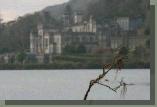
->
[0,53,150,70]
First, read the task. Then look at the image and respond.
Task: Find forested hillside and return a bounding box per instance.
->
[86,0,150,24]
[43,0,99,18]
[0,0,149,54]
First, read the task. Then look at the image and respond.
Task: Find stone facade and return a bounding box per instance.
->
[30,12,145,62]
[62,32,99,52]
[30,24,62,55]
[70,16,96,33]
[116,17,144,31]
[63,11,96,33]
[116,17,130,31]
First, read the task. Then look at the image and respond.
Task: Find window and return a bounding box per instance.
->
[44,38,49,48]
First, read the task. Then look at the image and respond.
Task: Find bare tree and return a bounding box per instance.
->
[83,48,134,100]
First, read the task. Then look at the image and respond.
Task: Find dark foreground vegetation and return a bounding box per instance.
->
[0,47,150,70]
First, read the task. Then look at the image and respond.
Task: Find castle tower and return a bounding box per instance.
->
[30,32,35,54]
[73,11,83,24]
[89,16,96,33]
[37,24,44,55]
[62,13,71,26]
[37,24,44,36]
[73,12,78,24]
[53,33,62,54]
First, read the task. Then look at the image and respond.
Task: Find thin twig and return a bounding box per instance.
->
[96,82,117,93]
[113,85,121,91]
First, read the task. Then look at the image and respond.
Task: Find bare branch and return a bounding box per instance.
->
[96,82,117,93]
[83,54,131,100]
[113,85,121,91]
[83,56,117,100]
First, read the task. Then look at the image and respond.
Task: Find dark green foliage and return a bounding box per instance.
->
[43,11,63,29]
[77,44,87,54]
[63,45,77,54]
[133,46,146,58]
[44,54,50,64]
[86,0,149,24]
[0,12,63,54]
[119,47,129,56]
[25,54,37,63]
[0,48,150,69]
[16,52,27,64]
[0,13,41,53]
[124,46,150,68]
[63,44,87,54]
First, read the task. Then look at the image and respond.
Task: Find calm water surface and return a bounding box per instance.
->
[0,69,150,100]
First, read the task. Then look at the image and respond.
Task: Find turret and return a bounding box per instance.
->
[89,16,96,33]
[37,24,44,36]
[37,24,44,55]
[73,11,83,24]
[30,32,36,54]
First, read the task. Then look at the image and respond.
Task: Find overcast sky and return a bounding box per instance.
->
[0,0,69,22]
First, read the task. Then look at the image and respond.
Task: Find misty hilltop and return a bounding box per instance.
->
[42,0,149,19]
[42,0,99,18]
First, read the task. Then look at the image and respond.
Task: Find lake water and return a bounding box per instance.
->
[0,69,150,100]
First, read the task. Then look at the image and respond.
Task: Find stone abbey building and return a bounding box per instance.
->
[30,11,147,62]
